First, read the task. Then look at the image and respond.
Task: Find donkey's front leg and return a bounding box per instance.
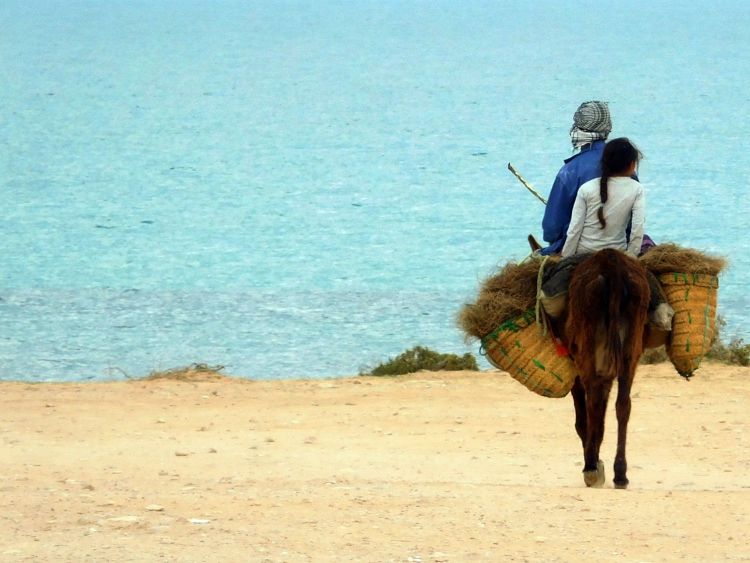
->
[582,377,612,487]
[613,371,634,489]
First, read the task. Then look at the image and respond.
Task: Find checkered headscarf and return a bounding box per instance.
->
[570,100,612,149]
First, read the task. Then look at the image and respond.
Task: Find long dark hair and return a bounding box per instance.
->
[598,138,642,228]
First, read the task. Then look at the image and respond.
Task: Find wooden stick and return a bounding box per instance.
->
[507,162,547,205]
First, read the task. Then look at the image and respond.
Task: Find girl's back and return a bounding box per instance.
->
[562,137,645,258]
[571,176,644,254]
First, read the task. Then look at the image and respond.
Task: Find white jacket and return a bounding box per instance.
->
[561,176,645,257]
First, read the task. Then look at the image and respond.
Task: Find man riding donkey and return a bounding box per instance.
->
[532,100,673,332]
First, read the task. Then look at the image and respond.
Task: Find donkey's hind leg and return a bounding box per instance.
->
[582,377,612,488]
[573,375,605,487]
[613,369,635,489]
[571,377,587,452]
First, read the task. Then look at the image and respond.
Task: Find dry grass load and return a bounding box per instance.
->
[639,243,727,275]
[458,257,552,340]
[459,244,726,344]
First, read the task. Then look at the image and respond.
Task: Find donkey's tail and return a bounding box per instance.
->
[566,250,650,380]
[604,255,626,380]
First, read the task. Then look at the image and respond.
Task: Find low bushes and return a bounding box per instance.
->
[364,346,479,376]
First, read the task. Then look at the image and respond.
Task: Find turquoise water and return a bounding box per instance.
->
[2,0,749,381]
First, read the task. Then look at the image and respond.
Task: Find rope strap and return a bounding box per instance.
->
[535,255,551,336]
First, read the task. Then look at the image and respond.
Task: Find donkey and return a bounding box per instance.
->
[563,249,651,488]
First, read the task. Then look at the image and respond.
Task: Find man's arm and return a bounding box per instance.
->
[542,169,577,245]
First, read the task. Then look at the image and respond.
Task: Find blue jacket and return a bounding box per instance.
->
[540,141,605,255]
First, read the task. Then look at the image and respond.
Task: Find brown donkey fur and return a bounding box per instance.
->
[563,249,651,488]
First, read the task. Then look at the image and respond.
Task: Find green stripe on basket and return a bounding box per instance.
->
[663,273,719,289]
[517,367,531,382]
[501,319,522,333]
[549,370,564,383]
[532,358,545,370]
[483,309,536,341]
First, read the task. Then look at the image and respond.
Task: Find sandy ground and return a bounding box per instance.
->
[1,363,749,562]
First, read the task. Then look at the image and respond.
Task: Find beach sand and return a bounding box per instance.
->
[1,363,748,562]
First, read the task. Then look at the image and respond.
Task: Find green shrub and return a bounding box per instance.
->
[704,316,750,366]
[364,346,479,376]
[706,337,750,366]
[143,363,226,380]
[640,345,669,364]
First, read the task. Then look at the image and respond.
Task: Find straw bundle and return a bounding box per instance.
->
[659,272,719,377]
[639,243,727,275]
[481,309,577,398]
[458,257,552,340]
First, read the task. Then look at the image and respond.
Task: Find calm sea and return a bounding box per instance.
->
[2,0,749,381]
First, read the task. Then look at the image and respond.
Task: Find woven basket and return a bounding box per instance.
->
[658,272,719,377]
[480,309,577,398]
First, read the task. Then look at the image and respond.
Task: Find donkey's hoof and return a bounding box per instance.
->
[583,471,599,487]
[614,478,629,490]
[583,460,606,488]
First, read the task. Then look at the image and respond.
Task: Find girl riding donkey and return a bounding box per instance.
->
[542,138,672,331]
